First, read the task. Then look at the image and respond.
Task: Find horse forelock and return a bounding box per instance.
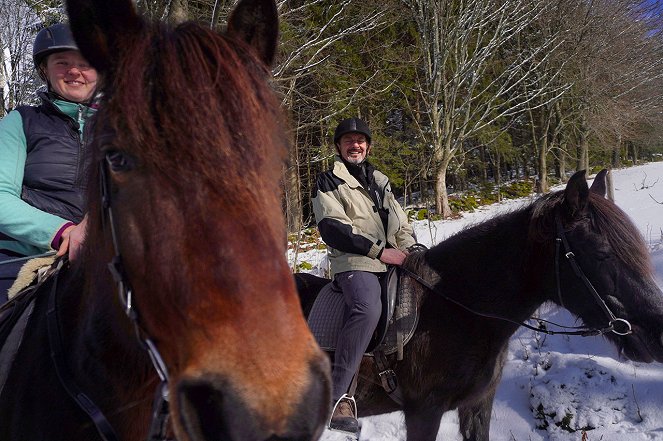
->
[103,21,287,201]
[83,20,292,312]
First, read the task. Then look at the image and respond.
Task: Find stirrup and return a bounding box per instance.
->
[328,394,357,427]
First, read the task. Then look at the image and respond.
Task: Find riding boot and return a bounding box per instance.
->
[329,394,358,433]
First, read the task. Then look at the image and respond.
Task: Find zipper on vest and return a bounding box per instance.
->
[74,105,85,186]
[77,105,85,142]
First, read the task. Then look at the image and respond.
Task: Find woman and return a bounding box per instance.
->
[0,23,98,302]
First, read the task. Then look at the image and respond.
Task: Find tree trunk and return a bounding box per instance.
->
[536,106,552,193]
[629,141,638,165]
[435,166,452,218]
[284,142,302,233]
[611,134,622,169]
[559,141,567,183]
[578,125,590,172]
[496,153,502,202]
[606,169,615,201]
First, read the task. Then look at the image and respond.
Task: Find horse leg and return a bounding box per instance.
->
[457,390,495,441]
[403,404,446,441]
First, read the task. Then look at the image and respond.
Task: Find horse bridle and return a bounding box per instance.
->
[400,213,633,337]
[47,157,174,441]
[99,154,174,440]
[554,215,632,336]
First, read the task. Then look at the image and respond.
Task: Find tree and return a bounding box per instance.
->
[0,0,43,114]
[402,0,567,217]
[564,0,663,172]
[273,0,392,231]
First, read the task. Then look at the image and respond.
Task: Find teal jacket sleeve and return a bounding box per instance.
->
[0,110,70,253]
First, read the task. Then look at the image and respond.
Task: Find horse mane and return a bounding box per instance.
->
[407,189,653,280]
[101,21,287,193]
[529,190,653,278]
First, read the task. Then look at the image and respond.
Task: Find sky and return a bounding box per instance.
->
[290,161,663,441]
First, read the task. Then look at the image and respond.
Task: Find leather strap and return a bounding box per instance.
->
[46,260,120,441]
[373,350,403,406]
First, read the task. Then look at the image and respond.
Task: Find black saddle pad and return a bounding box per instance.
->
[307,267,419,355]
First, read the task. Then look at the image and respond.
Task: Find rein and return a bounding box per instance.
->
[401,215,632,337]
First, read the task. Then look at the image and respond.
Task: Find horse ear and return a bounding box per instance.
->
[589,169,608,197]
[564,170,590,218]
[66,0,142,74]
[227,0,279,67]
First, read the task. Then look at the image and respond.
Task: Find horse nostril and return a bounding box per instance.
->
[178,381,233,441]
[177,367,329,441]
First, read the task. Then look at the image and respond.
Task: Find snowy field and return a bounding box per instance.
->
[289,162,663,441]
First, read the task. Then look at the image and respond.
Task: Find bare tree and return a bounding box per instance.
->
[567,0,663,171]
[0,0,42,114]
[402,0,567,217]
[273,0,391,232]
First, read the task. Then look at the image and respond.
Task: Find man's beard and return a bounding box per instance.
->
[345,156,365,165]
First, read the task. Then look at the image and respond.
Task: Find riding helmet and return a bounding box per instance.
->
[33,23,79,69]
[333,117,372,145]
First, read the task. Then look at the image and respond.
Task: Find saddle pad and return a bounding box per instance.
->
[307,271,420,356]
[307,282,344,352]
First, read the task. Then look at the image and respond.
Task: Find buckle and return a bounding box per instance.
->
[378,369,397,393]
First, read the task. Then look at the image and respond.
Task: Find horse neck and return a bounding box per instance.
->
[419,206,553,323]
[57,262,157,427]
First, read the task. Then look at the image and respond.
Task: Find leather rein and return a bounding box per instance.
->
[400,214,633,337]
[47,157,173,441]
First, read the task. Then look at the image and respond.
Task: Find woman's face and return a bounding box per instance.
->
[44,50,98,103]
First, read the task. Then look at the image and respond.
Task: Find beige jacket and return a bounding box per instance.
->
[312,157,415,276]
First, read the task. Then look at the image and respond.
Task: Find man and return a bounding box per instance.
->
[312,117,416,432]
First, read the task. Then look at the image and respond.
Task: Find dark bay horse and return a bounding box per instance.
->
[297,170,663,441]
[0,0,330,440]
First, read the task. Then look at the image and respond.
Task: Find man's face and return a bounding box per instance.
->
[338,132,369,164]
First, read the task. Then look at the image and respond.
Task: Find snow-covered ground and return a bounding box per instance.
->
[290,162,663,441]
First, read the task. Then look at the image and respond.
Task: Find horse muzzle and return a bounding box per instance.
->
[174,362,330,441]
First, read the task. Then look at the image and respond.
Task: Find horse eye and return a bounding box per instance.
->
[106,150,133,172]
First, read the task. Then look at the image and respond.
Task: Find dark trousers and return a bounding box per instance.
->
[332,270,383,400]
[0,251,24,304]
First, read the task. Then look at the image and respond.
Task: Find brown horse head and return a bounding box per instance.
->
[64,0,330,439]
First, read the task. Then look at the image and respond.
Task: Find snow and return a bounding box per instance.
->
[294,162,663,441]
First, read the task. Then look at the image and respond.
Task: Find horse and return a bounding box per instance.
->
[297,169,663,441]
[0,0,331,440]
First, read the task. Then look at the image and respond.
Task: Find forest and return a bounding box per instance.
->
[2,0,663,232]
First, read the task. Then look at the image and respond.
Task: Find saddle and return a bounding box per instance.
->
[307,266,420,360]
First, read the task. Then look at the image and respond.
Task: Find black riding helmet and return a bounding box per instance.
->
[33,23,79,75]
[333,117,372,145]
